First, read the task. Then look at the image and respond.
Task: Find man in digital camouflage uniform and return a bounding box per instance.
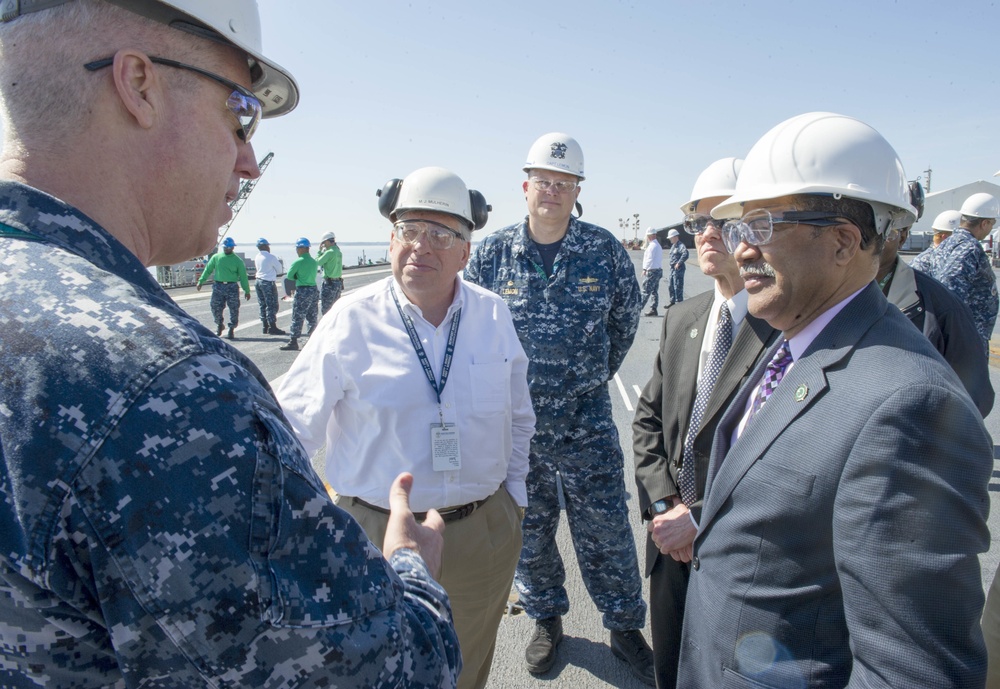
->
[196,235,250,339]
[666,228,689,307]
[909,192,999,353]
[465,132,654,686]
[0,1,460,686]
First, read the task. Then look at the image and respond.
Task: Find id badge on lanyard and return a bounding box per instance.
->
[391,282,463,471]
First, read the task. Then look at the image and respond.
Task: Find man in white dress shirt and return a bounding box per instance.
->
[253,237,285,335]
[640,226,664,316]
[276,166,535,689]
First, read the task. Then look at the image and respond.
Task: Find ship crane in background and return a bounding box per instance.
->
[219,151,274,240]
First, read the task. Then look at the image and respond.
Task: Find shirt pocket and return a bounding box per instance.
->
[470,355,510,415]
[249,402,396,628]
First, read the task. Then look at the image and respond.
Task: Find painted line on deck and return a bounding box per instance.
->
[632,384,642,399]
[614,373,633,412]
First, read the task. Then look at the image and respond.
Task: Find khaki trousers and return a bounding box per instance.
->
[336,488,522,689]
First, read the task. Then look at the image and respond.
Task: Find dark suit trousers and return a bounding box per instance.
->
[648,533,690,689]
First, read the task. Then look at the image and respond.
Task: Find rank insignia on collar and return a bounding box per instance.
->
[689,328,698,339]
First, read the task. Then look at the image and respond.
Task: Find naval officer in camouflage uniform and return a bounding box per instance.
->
[0,1,460,686]
[465,132,654,685]
[909,192,1000,353]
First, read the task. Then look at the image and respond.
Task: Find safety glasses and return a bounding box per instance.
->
[84,56,262,143]
[529,177,578,194]
[682,213,729,235]
[393,220,465,251]
[722,209,847,253]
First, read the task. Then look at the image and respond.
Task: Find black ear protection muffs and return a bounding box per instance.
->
[376,178,492,230]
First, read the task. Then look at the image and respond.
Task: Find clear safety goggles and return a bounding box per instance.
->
[721,209,848,254]
[682,213,729,235]
[529,177,578,194]
[85,56,262,143]
[393,220,465,250]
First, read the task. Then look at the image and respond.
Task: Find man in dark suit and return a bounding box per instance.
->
[677,112,993,688]
[633,157,779,689]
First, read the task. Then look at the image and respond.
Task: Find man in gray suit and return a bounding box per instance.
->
[633,157,778,689]
[677,112,993,688]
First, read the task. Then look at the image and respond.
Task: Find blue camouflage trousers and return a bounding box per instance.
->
[210,282,241,328]
[639,268,663,311]
[321,277,344,315]
[668,265,685,304]
[516,393,647,631]
[255,279,280,328]
[290,285,318,339]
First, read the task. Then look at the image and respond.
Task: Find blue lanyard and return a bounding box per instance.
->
[390,282,462,413]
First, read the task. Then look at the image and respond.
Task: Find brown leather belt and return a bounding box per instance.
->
[352,492,494,523]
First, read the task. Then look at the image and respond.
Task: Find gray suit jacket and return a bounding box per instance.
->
[678,283,992,688]
[633,289,778,575]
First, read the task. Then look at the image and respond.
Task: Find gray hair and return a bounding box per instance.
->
[0,0,211,149]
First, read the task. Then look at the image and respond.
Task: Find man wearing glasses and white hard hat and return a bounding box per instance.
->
[676,112,991,688]
[633,157,779,689]
[466,133,652,685]
[277,167,534,689]
[0,1,461,686]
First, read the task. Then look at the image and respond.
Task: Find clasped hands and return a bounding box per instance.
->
[647,497,696,563]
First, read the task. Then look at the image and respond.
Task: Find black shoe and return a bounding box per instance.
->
[610,629,655,687]
[269,326,287,335]
[280,339,299,351]
[262,323,269,334]
[227,326,235,340]
[644,309,659,317]
[663,302,674,311]
[216,323,224,336]
[525,616,562,674]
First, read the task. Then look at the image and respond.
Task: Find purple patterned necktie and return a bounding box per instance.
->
[678,302,733,506]
[746,339,792,424]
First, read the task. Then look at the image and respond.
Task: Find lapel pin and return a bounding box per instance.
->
[795,384,809,402]
[689,328,698,339]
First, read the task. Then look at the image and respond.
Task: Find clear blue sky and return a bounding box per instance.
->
[14,1,1000,246]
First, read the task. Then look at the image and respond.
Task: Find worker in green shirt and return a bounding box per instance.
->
[196,237,251,340]
[280,237,319,351]
[317,231,344,315]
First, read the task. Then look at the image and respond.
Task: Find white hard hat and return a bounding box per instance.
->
[681,157,743,214]
[667,229,680,239]
[645,227,657,236]
[712,112,916,235]
[931,210,962,232]
[959,193,1000,220]
[523,132,585,180]
[2,0,301,116]
[377,166,491,230]
[320,232,336,243]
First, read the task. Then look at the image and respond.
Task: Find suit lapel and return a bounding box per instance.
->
[669,297,713,435]
[699,283,890,530]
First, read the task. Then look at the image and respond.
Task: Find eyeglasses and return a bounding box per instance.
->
[529,177,578,194]
[721,209,848,253]
[84,56,262,143]
[393,220,466,250]
[682,213,728,235]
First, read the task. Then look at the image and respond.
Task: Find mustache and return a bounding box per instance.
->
[740,262,776,279]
